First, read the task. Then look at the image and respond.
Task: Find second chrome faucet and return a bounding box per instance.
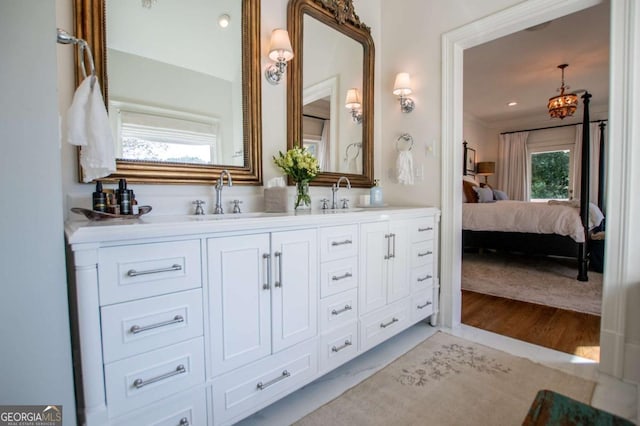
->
[214,170,233,214]
[331,176,351,209]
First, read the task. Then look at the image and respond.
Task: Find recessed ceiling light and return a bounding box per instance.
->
[218,14,231,29]
[507,101,518,107]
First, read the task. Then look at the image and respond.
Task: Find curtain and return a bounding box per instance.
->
[317,119,331,171]
[498,131,530,200]
[572,123,601,203]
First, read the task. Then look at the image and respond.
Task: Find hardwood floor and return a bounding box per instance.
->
[462,290,601,361]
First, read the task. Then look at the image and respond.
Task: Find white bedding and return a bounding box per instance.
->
[462,201,604,243]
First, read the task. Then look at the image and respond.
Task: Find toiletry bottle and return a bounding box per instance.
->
[370,179,383,206]
[117,179,132,215]
[131,190,139,215]
[92,181,107,212]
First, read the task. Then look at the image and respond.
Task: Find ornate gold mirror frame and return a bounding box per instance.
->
[287,0,374,187]
[73,0,262,185]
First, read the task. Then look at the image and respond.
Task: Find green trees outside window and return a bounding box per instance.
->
[530,150,570,200]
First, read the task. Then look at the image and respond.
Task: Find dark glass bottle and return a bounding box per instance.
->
[117,179,132,215]
[92,181,107,212]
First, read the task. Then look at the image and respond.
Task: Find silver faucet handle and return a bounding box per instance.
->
[341,198,350,209]
[320,198,330,210]
[232,200,243,214]
[192,200,205,215]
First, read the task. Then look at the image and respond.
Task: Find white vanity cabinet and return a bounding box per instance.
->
[65,207,439,426]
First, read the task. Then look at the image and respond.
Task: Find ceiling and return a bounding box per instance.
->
[463,1,610,129]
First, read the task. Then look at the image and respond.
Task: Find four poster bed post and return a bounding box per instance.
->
[577,92,591,281]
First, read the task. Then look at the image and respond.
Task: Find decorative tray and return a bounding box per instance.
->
[71,206,152,221]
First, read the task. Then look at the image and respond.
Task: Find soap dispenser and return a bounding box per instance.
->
[370,179,383,206]
[92,181,107,212]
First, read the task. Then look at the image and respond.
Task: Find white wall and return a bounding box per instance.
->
[0,1,76,423]
[463,113,500,187]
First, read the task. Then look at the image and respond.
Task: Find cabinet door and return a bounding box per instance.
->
[208,234,271,375]
[388,220,411,303]
[271,229,318,353]
[359,221,390,314]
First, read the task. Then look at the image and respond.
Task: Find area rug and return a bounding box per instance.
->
[295,332,595,426]
[462,251,602,315]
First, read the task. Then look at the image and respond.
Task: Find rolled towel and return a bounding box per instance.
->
[66,76,116,182]
[396,150,414,185]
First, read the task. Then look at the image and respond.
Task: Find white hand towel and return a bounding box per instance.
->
[66,76,116,182]
[396,150,414,185]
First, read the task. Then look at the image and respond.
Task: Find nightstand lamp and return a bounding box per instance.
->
[476,161,495,184]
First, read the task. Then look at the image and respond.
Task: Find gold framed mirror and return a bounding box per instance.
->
[73,0,262,185]
[287,0,374,187]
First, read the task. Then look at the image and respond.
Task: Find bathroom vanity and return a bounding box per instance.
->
[65,206,440,425]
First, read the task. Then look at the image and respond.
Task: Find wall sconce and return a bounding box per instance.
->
[345,88,363,124]
[265,29,294,85]
[393,72,415,113]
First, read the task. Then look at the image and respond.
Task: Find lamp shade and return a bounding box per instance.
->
[476,161,496,175]
[345,88,362,109]
[393,72,412,96]
[268,29,294,62]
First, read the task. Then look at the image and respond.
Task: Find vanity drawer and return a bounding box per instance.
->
[410,264,434,293]
[101,289,204,363]
[99,240,202,305]
[411,289,434,322]
[359,299,411,352]
[409,216,435,243]
[410,240,434,268]
[319,288,358,333]
[320,256,358,297]
[211,339,317,425]
[319,225,359,262]
[111,387,207,426]
[319,322,359,373]
[104,337,205,418]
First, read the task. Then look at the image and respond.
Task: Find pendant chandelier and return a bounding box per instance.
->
[548,64,579,119]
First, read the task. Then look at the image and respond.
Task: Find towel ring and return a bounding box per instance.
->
[396,133,414,152]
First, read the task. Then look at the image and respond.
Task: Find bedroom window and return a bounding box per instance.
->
[530,150,571,201]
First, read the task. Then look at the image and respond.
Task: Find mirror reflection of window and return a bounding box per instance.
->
[303,96,331,171]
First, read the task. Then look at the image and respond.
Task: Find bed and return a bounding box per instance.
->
[462,92,606,281]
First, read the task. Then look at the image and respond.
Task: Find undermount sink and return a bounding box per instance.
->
[321,208,364,214]
[189,212,285,220]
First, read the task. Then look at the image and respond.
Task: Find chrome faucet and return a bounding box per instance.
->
[331,176,351,209]
[213,170,233,214]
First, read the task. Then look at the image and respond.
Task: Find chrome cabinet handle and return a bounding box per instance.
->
[331,239,353,246]
[380,317,399,328]
[390,233,396,258]
[274,251,282,288]
[132,364,186,389]
[331,305,352,316]
[179,417,189,426]
[127,264,182,277]
[332,272,353,281]
[417,301,433,310]
[418,250,433,257]
[417,274,433,282]
[129,315,184,334]
[384,234,391,260]
[418,227,433,232]
[263,253,271,290]
[332,340,352,353]
[257,370,290,390]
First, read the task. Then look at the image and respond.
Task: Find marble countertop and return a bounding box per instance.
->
[65,206,439,245]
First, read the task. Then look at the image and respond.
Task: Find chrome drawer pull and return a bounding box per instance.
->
[257,370,290,390]
[132,364,186,389]
[417,301,433,310]
[130,315,185,334]
[331,239,353,246]
[384,234,391,260]
[331,305,353,316]
[127,264,182,277]
[274,251,283,288]
[380,317,399,328]
[418,227,433,232]
[179,418,190,426]
[263,253,271,290]
[332,340,352,353]
[417,274,433,282]
[417,250,433,257]
[332,272,353,281]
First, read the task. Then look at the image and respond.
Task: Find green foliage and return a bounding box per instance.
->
[273,146,319,183]
[531,151,570,199]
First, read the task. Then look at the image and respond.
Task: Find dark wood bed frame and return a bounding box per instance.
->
[463,93,606,281]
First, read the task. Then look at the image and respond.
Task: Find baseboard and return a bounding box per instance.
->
[623,341,640,385]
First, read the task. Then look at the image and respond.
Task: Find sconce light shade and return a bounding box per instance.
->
[393,72,415,113]
[345,88,363,124]
[265,29,294,85]
[393,72,413,96]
